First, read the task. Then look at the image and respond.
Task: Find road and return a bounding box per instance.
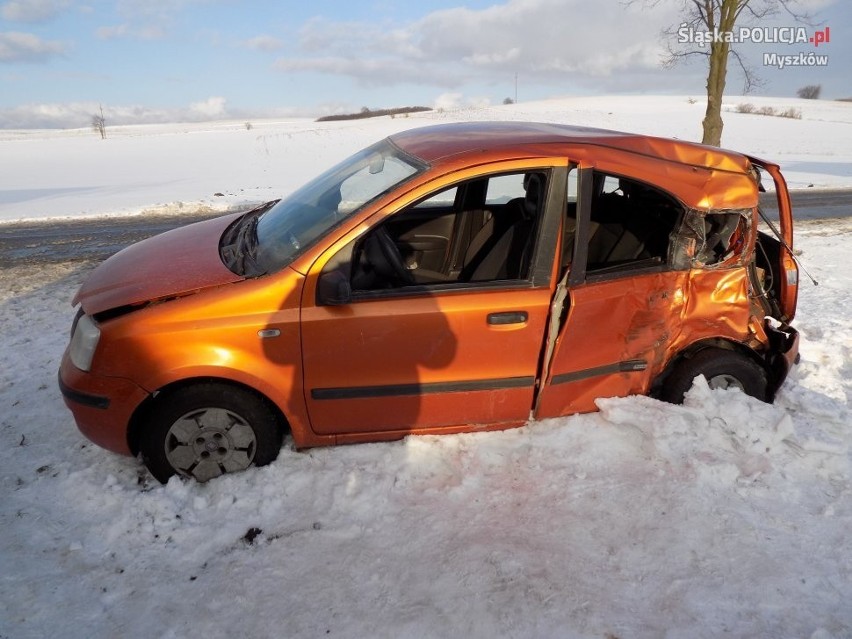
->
[0,189,850,267]
[0,209,229,267]
[759,188,852,221]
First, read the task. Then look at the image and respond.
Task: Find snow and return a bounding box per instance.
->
[1,96,851,637]
[1,95,851,223]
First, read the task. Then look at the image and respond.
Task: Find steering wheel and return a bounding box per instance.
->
[371,226,415,286]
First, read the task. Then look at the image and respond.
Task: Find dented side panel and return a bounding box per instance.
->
[534,267,755,419]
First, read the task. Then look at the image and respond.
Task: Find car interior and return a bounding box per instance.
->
[583,173,683,274]
[338,169,686,295]
[350,171,547,291]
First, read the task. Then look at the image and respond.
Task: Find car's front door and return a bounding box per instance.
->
[299,162,567,438]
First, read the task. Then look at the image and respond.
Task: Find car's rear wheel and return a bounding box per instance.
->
[139,383,282,483]
[660,348,768,404]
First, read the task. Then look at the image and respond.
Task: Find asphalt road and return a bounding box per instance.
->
[759,188,852,221]
[0,189,849,267]
[0,209,229,267]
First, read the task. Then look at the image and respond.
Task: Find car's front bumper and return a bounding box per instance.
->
[58,353,149,456]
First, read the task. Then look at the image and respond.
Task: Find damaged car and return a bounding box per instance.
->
[58,122,800,482]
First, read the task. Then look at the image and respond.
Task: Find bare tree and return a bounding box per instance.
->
[92,104,106,139]
[796,84,821,99]
[630,0,812,146]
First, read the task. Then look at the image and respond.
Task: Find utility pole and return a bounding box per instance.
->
[514,73,518,104]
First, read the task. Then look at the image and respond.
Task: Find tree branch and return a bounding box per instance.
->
[776,0,816,26]
[729,48,764,93]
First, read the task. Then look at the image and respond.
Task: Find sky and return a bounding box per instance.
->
[0,0,848,128]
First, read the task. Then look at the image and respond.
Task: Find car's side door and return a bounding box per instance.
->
[299,161,568,439]
[535,166,689,417]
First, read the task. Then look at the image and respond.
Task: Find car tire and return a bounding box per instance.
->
[139,383,283,483]
[660,348,768,404]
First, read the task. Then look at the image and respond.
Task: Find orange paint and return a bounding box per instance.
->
[59,122,799,456]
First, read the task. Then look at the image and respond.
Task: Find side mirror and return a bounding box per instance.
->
[318,270,352,306]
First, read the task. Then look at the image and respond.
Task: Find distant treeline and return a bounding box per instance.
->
[316,106,432,122]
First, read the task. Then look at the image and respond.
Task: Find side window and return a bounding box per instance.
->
[346,171,548,293]
[485,174,526,205]
[585,172,682,273]
[414,186,457,209]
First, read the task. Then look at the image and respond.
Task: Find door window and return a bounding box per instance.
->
[341,170,550,294]
[584,172,683,274]
[413,186,458,209]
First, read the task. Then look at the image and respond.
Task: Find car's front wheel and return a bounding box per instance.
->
[659,348,768,404]
[139,383,283,483]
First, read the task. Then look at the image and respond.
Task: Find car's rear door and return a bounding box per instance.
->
[299,161,567,439]
[534,166,690,417]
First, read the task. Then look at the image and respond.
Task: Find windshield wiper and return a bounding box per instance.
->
[221,211,264,276]
[237,214,264,276]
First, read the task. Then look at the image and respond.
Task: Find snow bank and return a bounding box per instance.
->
[1,95,851,223]
[1,218,850,637]
[1,95,851,637]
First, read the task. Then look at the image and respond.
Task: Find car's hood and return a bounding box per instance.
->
[74,213,244,315]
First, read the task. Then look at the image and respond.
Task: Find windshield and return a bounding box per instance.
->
[248,139,425,275]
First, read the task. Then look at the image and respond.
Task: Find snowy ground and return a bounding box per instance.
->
[1,95,851,223]
[1,97,851,638]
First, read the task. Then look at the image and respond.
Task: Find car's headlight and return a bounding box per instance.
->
[69,313,101,372]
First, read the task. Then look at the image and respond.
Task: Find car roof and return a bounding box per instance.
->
[389,121,759,210]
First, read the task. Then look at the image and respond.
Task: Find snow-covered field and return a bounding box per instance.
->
[1,95,851,223]
[1,96,851,638]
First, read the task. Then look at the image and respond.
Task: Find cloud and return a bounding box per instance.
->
[274,55,461,88]
[795,0,839,10]
[97,0,215,40]
[115,0,205,19]
[95,23,165,40]
[0,102,119,128]
[272,0,681,92]
[189,96,227,118]
[0,97,309,128]
[242,35,284,52]
[0,31,65,62]
[1,0,68,22]
[96,24,128,40]
[432,92,491,111]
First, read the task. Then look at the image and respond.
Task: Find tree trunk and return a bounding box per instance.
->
[701,42,728,146]
[701,0,740,147]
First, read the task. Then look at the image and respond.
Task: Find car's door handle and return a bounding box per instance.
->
[487,311,528,325]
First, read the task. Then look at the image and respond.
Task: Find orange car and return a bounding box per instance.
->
[59,122,800,482]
